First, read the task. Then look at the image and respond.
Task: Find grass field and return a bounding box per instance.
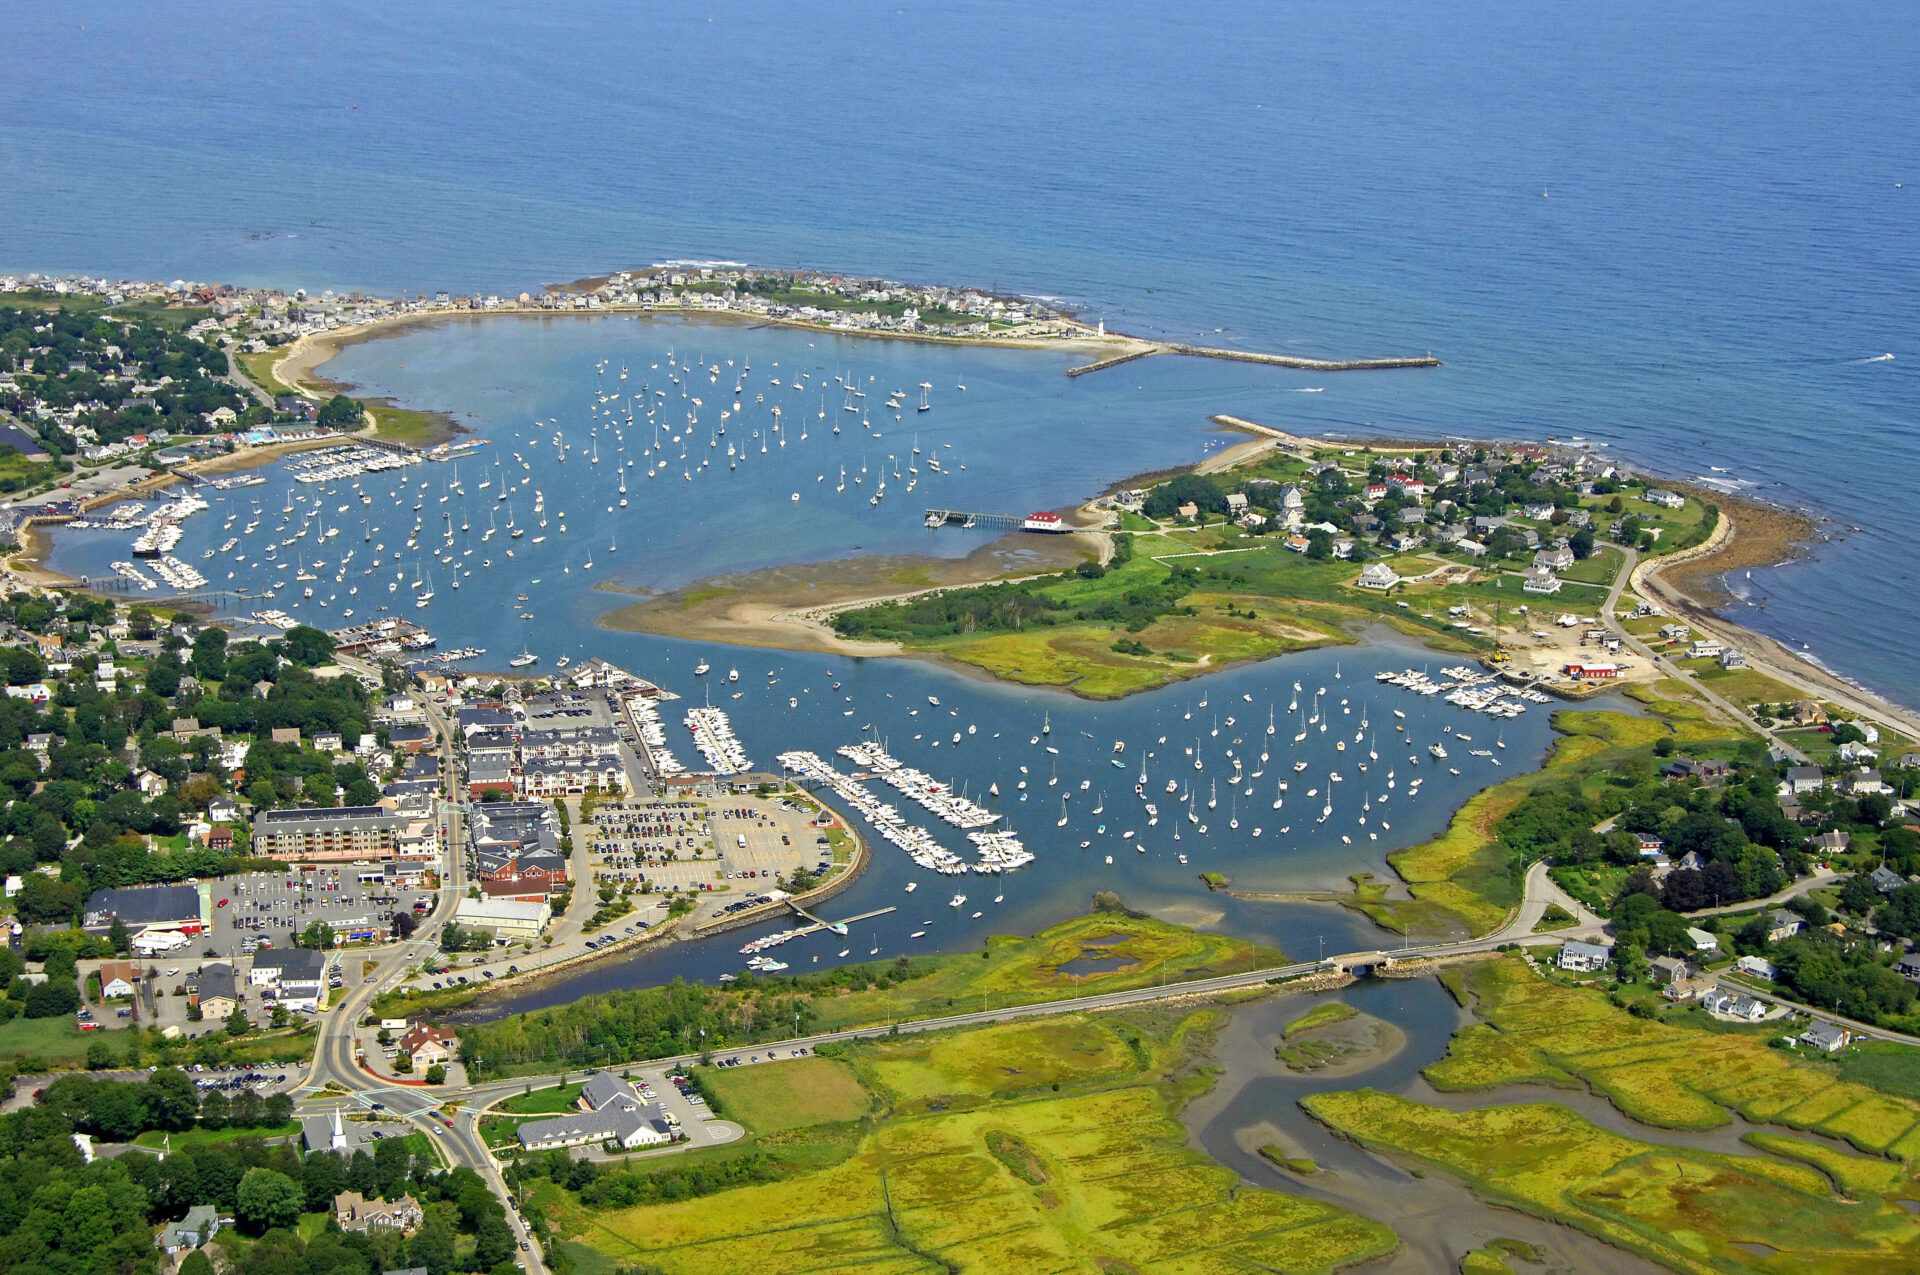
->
[1431,958,1920,1154]
[548,1009,1397,1275]
[0,1015,96,1063]
[702,1055,872,1132]
[1304,1090,1919,1275]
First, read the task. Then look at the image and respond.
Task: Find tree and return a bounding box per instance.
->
[180,1251,215,1275]
[236,1166,304,1233]
[198,1088,230,1130]
[390,910,417,940]
[300,918,336,950]
[225,1006,251,1035]
[145,1066,200,1130]
[107,916,131,953]
[24,979,80,1018]
[317,393,364,427]
[1570,527,1595,559]
[425,1063,447,1085]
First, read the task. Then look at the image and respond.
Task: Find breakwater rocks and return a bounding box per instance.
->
[1067,341,1441,377]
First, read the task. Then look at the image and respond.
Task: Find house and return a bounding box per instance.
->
[1685,927,1721,954]
[208,796,243,823]
[1648,955,1690,985]
[398,1022,458,1070]
[161,1204,223,1253]
[1556,940,1611,973]
[1735,955,1777,980]
[1533,546,1575,572]
[1784,766,1826,795]
[1844,768,1891,796]
[1685,640,1725,660]
[1175,502,1199,520]
[97,960,139,999]
[1869,865,1906,894]
[1837,740,1878,764]
[1224,492,1248,515]
[1718,648,1748,670]
[1894,954,1920,984]
[1799,1021,1850,1053]
[134,769,168,797]
[1704,990,1769,1021]
[1521,566,1564,595]
[196,962,239,1019]
[1664,973,1714,1002]
[1811,829,1851,855]
[1356,563,1400,590]
[334,1191,424,1235]
[1643,488,1686,509]
[1659,624,1692,642]
[1765,910,1802,942]
[1661,757,1731,782]
[1634,833,1665,856]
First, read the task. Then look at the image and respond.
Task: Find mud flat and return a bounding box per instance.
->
[1180,979,1671,1275]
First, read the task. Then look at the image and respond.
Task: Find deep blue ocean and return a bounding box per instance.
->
[4,3,1916,994]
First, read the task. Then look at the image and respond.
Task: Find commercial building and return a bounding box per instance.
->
[452,896,550,942]
[82,883,207,937]
[248,947,329,1011]
[253,806,411,861]
[195,962,239,1019]
[516,1073,675,1152]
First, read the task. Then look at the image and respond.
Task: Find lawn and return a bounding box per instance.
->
[555,1009,1397,1275]
[0,1015,96,1063]
[1304,1090,1920,1275]
[236,348,300,399]
[132,1120,300,1149]
[1431,957,1920,1155]
[701,1055,871,1133]
[497,1080,586,1114]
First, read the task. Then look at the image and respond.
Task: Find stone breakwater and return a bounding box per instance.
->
[1067,341,1442,377]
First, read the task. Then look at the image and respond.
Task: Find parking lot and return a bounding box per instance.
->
[201,866,420,962]
[584,796,834,918]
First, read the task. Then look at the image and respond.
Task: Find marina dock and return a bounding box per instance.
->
[924,508,1024,529]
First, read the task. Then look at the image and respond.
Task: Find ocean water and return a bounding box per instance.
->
[9,4,1915,704]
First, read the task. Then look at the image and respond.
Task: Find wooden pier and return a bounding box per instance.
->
[786,901,898,934]
[924,508,1024,529]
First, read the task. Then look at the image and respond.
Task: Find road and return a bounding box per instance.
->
[1679,871,1842,919]
[1600,545,1807,756]
[1496,861,1606,940]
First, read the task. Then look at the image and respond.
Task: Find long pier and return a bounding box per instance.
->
[1066,341,1441,378]
[924,508,1025,529]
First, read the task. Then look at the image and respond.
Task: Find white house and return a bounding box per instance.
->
[1557,940,1611,973]
[1356,563,1400,590]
